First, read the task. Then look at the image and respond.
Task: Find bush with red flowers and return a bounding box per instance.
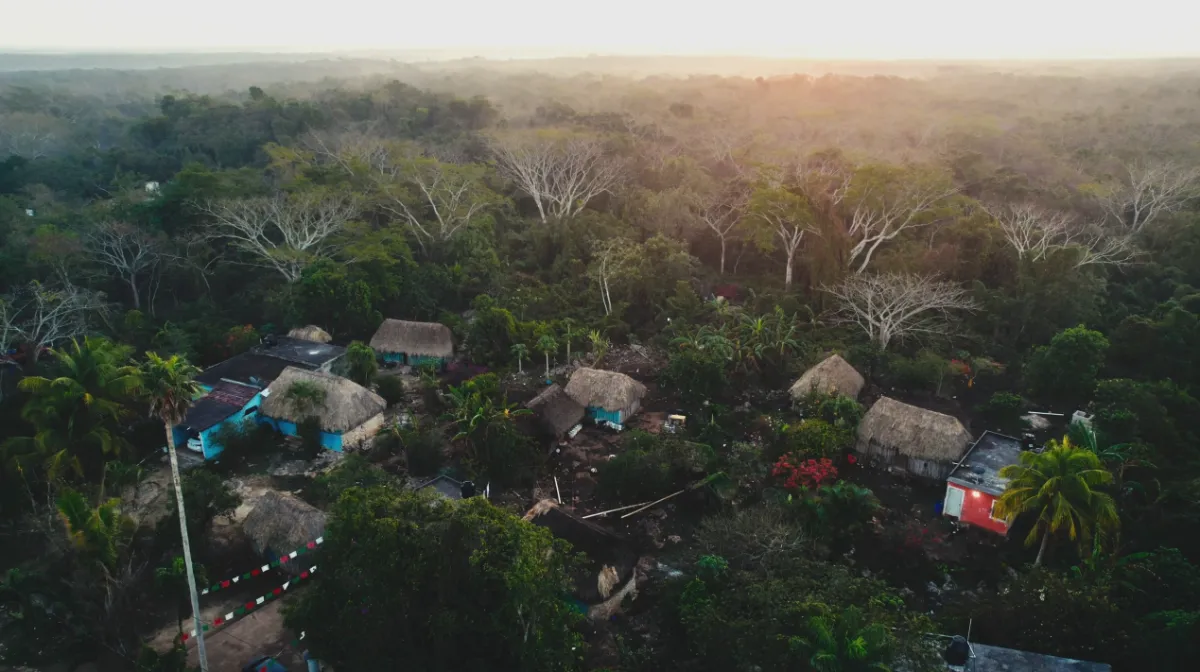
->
[772,454,838,490]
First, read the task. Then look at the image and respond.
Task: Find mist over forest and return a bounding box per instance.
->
[2,53,1200,672]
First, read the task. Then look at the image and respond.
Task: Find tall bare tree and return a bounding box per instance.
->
[1061,225,1138,269]
[743,182,818,288]
[490,134,625,222]
[1099,160,1200,233]
[588,238,642,316]
[199,194,358,283]
[82,222,162,310]
[985,202,1074,261]
[844,164,958,274]
[694,185,748,275]
[0,281,107,363]
[824,273,977,349]
[376,156,500,255]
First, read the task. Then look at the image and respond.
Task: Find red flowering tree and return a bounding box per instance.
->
[772,454,838,490]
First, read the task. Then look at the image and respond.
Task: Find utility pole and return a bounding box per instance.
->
[167,434,208,671]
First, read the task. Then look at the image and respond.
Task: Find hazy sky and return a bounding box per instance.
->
[3,0,1198,59]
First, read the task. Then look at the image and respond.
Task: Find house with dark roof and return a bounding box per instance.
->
[943,431,1024,535]
[525,383,585,438]
[194,336,345,390]
[182,336,346,460]
[173,381,264,460]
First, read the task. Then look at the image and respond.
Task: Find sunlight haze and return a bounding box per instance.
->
[4,0,1199,59]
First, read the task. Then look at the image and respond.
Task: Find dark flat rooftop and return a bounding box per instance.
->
[251,337,345,367]
[417,474,464,500]
[969,643,1111,672]
[948,431,1023,496]
[195,337,345,388]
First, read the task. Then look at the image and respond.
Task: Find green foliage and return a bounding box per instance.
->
[661,346,729,404]
[284,486,584,671]
[160,469,241,544]
[374,374,406,406]
[467,294,517,366]
[286,379,327,416]
[344,340,378,386]
[307,454,400,507]
[1025,325,1109,402]
[297,415,325,456]
[596,431,712,502]
[4,337,140,480]
[296,260,383,339]
[55,488,134,572]
[776,419,854,462]
[208,417,278,470]
[443,373,535,485]
[975,391,1025,431]
[886,349,950,394]
[797,390,866,430]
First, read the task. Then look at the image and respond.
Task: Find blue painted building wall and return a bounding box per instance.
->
[172,390,266,461]
[587,406,625,425]
[257,416,344,452]
[379,352,446,370]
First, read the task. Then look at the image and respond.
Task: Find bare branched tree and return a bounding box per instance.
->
[694,186,749,275]
[0,112,62,159]
[984,202,1074,261]
[0,281,107,362]
[587,238,642,316]
[82,222,162,310]
[199,194,358,283]
[824,273,977,349]
[376,156,499,255]
[985,203,1136,269]
[491,135,625,222]
[845,166,958,274]
[1099,160,1200,232]
[1060,225,1138,269]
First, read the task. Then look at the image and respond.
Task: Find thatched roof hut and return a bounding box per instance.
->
[287,325,332,343]
[260,367,385,433]
[564,367,646,412]
[242,491,326,565]
[526,384,585,436]
[790,354,864,399]
[856,396,972,480]
[368,319,454,358]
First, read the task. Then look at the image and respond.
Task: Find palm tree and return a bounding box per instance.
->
[559,318,579,363]
[285,379,327,416]
[790,605,893,671]
[3,337,140,480]
[55,487,133,572]
[993,438,1120,566]
[510,343,528,374]
[588,330,611,367]
[536,334,557,379]
[140,352,209,671]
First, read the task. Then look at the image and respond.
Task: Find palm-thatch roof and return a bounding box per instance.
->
[564,367,646,412]
[368,319,454,358]
[287,325,332,343]
[856,396,972,463]
[260,367,385,432]
[789,354,865,399]
[241,490,326,560]
[526,384,585,436]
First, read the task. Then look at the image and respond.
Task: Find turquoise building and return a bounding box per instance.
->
[563,367,647,429]
[369,319,454,370]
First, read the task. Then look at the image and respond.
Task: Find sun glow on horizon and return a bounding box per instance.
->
[3,0,1199,60]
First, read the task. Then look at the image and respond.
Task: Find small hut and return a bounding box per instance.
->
[241,491,326,570]
[564,367,647,427]
[525,384,586,437]
[368,319,454,369]
[259,367,386,451]
[856,396,972,480]
[287,325,332,344]
[790,354,865,400]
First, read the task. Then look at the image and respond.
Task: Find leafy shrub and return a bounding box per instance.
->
[374,374,406,406]
[209,418,278,471]
[774,419,853,462]
[597,431,712,502]
[661,348,728,404]
[307,455,399,507]
[886,350,950,394]
[976,392,1025,431]
[373,421,445,476]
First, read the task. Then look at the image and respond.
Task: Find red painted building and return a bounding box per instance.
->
[943,431,1024,535]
